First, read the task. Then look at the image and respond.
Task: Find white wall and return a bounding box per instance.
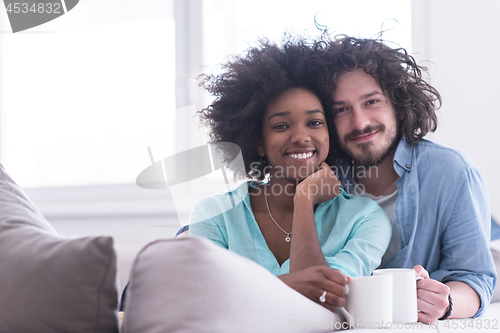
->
[412,0,500,219]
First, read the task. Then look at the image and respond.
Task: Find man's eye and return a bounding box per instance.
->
[366,99,378,105]
[335,107,348,114]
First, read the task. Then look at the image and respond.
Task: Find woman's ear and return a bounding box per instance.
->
[255,138,265,157]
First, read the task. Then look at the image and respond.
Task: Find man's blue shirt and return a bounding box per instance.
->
[339,138,497,317]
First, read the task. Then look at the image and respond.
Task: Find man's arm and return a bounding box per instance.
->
[446,281,480,319]
[414,265,480,323]
[427,166,496,319]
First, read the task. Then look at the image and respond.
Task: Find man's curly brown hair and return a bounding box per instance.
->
[198,37,337,181]
[318,35,441,148]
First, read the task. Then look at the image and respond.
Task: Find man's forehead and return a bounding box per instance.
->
[333,71,383,98]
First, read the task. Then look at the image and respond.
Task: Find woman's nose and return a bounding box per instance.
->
[291,127,311,144]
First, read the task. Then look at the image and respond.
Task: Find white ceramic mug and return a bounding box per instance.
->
[339,275,393,329]
[373,268,423,324]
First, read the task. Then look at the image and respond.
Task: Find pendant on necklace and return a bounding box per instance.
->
[285,235,291,242]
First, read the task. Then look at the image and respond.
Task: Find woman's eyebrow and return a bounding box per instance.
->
[268,111,290,121]
[306,109,324,115]
[268,109,324,121]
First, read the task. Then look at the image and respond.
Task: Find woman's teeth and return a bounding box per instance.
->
[288,151,314,160]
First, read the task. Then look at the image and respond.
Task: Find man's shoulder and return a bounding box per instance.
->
[404,138,478,172]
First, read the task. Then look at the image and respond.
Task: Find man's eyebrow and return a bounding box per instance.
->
[332,91,384,105]
[360,91,383,100]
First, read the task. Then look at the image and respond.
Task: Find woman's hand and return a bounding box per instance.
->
[278,266,349,312]
[295,162,341,206]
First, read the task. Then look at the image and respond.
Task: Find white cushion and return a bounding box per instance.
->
[123,237,343,333]
[0,164,119,333]
[490,240,500,303]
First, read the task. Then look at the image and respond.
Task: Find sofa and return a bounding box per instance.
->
[1,164,499,332]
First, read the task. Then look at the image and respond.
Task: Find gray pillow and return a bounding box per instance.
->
[0,164,119,333]
[491,240,500,303]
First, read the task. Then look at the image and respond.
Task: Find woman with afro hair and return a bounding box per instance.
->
[179,36,392,313]
[142,37,391,332]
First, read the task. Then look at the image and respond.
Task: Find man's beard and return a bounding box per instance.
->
[339,124,401,167]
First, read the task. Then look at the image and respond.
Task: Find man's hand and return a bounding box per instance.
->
[278,266,349,312]
[413,265,450,323]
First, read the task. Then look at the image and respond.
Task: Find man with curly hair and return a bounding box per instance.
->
[322,36,497,323]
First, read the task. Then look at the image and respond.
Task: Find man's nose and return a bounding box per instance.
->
[351,107,370,131]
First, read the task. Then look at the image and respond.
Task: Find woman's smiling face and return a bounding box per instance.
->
[257,88,329,181]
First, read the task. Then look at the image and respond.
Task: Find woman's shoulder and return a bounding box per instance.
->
[191,181,251,218]
[334,188,381,209]
[335,192,390,222]
[343,192,380,206]
[196,180,250,204]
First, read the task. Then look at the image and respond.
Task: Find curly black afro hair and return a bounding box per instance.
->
[198,36,338,181]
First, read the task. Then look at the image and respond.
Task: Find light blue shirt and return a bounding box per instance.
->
[339,138,497,317]
[189,182,391,277]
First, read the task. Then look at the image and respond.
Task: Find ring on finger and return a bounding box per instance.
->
[319,290,327,303]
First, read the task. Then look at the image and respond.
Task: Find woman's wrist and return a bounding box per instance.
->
[293,188,315,207]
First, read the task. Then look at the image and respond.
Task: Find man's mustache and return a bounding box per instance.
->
[344,125,384,141]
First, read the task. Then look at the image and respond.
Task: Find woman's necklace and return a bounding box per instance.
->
[264,185,292,243]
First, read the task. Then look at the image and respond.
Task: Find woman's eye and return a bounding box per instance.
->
[273,124,288,130]
[366,99,378,105]
[309,120,323,126]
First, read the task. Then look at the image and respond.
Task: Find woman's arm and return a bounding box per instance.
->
[289,162,341,272]
[283,187,391,311]
[289,193,328,271]
[278,266,348,311]
[280,162,348,310]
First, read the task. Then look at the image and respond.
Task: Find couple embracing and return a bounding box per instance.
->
[180,34,496,324]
